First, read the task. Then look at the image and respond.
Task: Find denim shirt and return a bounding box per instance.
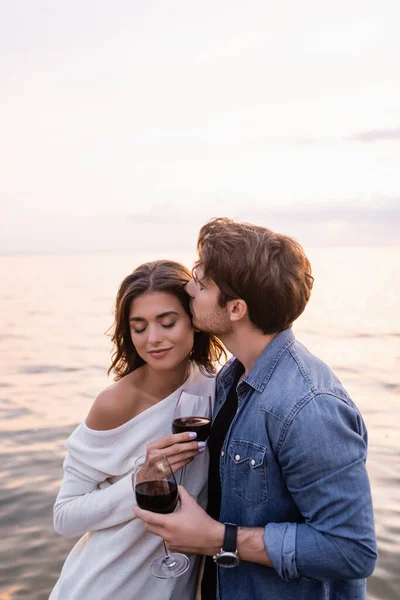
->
[214,329,377,600]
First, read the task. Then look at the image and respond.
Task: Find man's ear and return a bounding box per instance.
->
[227,299,248,322]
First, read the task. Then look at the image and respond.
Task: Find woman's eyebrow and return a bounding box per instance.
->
[129,311,179,322]
[156,311,179,319]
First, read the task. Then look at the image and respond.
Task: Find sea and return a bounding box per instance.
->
[0,248,399,600]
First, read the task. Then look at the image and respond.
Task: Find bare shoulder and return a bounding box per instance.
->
[85,376,138,431]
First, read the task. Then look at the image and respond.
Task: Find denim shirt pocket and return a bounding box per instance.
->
[228,440,268,508]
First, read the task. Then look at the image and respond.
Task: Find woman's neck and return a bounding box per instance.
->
[139,359,191,400]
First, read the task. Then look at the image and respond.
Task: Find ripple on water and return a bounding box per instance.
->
[17,365,83,375]
[0,426,79,600]
[0,405,33,421]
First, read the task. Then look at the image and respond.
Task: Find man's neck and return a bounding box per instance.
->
[221,326,277,376]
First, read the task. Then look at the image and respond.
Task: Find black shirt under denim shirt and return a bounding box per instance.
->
[201,365,244,600]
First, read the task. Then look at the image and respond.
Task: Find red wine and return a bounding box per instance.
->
[172,416,211,442]
[135,480,178,514]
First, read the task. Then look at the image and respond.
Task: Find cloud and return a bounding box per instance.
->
[292,136,319,146]
[348,128,400,143]
[121,196,400,237]
[238,196,400,225]
[2,196,398,254]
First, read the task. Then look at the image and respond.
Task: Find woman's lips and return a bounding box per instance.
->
[148,347,173,359]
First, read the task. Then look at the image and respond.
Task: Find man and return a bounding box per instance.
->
[134,218,377,600]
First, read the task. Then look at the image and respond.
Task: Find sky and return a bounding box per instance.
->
[1,0,399,253]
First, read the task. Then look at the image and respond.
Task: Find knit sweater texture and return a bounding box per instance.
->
[49,365,215,600]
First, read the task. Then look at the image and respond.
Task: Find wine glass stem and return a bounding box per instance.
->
[163,541,177,568]
[178,466,186,485]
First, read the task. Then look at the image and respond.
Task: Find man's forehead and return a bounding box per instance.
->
[193,266,212,283]
[192,265,205,280]
[192,267,217,289]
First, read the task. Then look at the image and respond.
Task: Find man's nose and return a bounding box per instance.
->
[185,279,195,297]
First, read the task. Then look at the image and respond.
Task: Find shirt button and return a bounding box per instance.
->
[250,459,256,466]
[235,454,241,461]
[221,451,225,457]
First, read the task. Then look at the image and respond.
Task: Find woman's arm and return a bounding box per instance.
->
[54,432,204,537]
[54,387,138,537]
[53,452,135,537]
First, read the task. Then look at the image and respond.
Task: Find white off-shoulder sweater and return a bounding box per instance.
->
[49,366,215,600]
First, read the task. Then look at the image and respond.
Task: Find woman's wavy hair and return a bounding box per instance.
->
[108,260,226,381]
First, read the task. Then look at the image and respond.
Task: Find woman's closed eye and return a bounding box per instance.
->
[131,321,176,334]
[132,326,146,334]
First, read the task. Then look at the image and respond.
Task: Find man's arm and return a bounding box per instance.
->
[135,394,377,581]
[134,485,272,566]
[262,393,377,582]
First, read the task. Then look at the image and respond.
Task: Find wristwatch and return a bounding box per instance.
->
[213,523,240,568]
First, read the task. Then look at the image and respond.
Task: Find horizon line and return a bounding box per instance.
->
[1,243,399,258]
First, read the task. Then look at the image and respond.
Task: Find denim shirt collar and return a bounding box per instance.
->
[219,328,295,393]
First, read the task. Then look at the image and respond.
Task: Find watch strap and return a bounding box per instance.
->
[223,523,237,553]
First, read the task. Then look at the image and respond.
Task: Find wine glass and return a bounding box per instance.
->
[133,453,190,579]
[172,391,212,482]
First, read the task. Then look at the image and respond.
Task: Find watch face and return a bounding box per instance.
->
[216,552,239,568]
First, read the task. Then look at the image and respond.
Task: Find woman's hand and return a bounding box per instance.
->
[147,433,206,473]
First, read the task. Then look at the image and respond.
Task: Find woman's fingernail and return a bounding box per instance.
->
[188,432,197,439]
[198,446,206,452]
[198,441,206,449]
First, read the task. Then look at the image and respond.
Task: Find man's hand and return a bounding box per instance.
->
[134,485,224,556]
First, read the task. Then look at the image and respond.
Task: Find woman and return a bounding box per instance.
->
[49,260,225,600]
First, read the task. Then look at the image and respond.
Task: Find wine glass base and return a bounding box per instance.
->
[151,553,190,579]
